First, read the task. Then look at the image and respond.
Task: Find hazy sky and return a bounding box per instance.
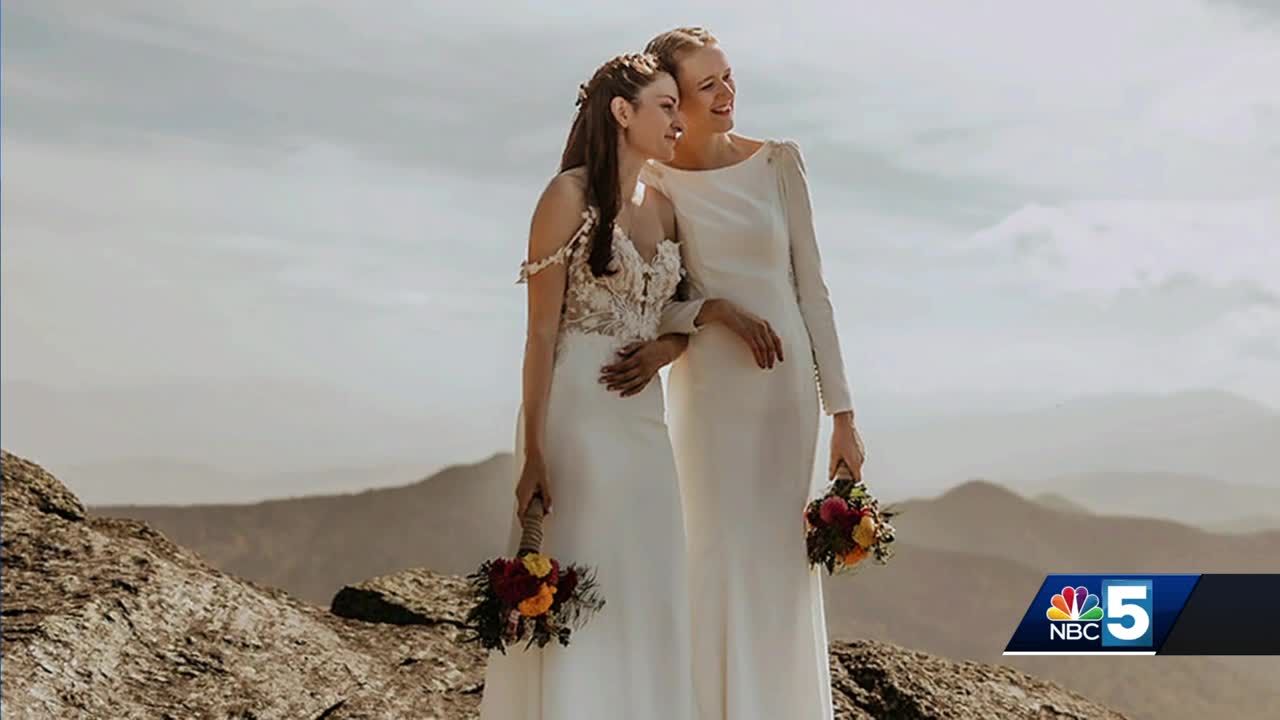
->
[3,1,1278,470]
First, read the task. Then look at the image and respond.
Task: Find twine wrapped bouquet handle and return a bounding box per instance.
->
[833,459,855,481]
[518,493,547,557]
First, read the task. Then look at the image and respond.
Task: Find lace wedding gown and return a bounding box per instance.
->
[478,206,697,720]
[642,139,855,720]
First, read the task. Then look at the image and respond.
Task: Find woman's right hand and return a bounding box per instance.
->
[516,451,553,519]
[704,299,785,369]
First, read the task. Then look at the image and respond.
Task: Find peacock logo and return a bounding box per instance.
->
[1046,585,1104,622]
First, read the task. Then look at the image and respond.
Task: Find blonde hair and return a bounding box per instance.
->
[644,27,718,79]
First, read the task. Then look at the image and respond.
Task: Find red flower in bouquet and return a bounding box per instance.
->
[490,559,541,606]
[818,496,858,532]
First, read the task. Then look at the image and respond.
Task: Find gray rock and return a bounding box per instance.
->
[3,449,1125,719]
[331,568,472,628]
[2,450,484,719]
[829,642,1128,719]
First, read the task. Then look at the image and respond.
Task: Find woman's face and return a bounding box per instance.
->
[674,44,735,135]
[620,72,683,162]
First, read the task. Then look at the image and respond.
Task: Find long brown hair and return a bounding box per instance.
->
[644,26,718,80]
[560,53,664,277]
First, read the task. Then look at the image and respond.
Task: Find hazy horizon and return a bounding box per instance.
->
[3,2,1278,501]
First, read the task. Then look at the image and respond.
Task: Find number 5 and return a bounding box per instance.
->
[1106,584,1151,641]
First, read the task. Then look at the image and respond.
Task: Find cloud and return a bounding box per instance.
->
[3,4,628,179]
[1213,0,1280,20]
[3,0,1278,480]
[966,200,1279,297]
[792,2,1279,202]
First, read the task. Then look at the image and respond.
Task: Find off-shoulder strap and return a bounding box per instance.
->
[516,207,597,284]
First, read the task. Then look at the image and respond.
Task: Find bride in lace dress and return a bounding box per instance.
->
[478,54,696,720]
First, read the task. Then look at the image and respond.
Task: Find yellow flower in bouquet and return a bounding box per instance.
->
[853,514,877,549]
[518,582,557,617]
[521,553,553,578]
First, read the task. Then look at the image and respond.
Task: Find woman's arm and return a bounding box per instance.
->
[774,140,865,478]
[774,139,855,417]
[515,175,590,512]
[657,273,708,336]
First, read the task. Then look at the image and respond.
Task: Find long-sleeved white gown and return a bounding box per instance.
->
[641,138,854,720]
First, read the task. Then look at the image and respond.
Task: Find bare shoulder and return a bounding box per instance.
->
[542,168,588,210]
[529,170,591,255]
[641,184,676,240]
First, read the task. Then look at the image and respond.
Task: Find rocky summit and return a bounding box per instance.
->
[2,450,1125,719]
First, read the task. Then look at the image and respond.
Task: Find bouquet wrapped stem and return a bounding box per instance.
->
[463,493,604,652]
[517,494,547,556]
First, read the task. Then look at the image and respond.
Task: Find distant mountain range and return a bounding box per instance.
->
[8,382,1274,505]
[865,389,1278,498]
[1026,471,1280,531]
[102,453,516,603]
[0,379,457,503]
[99,455,1280,720]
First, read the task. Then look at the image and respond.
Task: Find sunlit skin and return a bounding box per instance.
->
[515,71,686,517]
[612,72,685,170]
[601,43,867,480]
[665,44,759,171]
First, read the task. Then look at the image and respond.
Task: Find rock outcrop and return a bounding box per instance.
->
[1,450,483,719]
[3,450,1125,719]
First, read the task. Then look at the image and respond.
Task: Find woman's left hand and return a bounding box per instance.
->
[829,412,866,480]
[599,335,687,397]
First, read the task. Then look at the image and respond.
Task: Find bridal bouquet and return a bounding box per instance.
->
[804,462,898,575]
[463,495,604,652]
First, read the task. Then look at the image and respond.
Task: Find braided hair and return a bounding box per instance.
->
[560,53,664,278]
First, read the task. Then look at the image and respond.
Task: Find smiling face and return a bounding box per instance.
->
[617,71,683,162]
[672,44,735,136]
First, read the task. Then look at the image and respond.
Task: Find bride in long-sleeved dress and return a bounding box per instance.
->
[601,28,868,720]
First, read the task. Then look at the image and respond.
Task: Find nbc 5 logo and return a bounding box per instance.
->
[1046,579,1153,647]
[1100,579,1153,647]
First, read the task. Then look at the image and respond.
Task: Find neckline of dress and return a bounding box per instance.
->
[615,226,676,267]
[655,139,771,175]
[579,208,674,267]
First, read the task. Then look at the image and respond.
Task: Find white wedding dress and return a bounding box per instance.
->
[479,206,697,720]
[642,139,855,720]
